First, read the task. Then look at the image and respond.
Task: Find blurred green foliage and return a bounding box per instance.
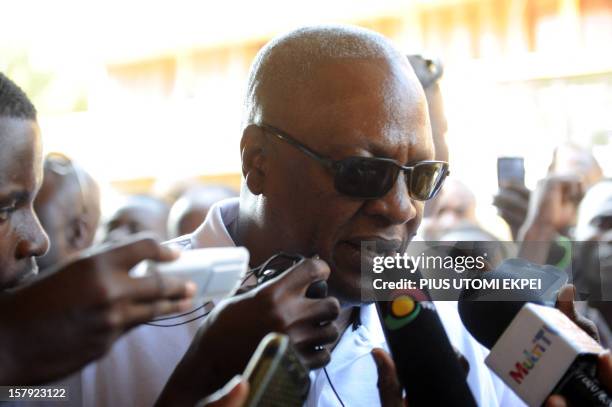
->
[1,50,87,114]
[2,52,53,107]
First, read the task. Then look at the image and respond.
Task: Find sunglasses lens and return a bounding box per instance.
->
[334,158,398,198]
[409,162,448,200]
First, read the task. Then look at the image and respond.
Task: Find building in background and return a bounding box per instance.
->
[1,0,610,237]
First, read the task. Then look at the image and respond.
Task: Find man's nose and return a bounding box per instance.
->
[362,173,418,225]
[16,211,50,259]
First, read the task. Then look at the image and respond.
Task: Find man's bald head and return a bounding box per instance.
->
[244,25,425,132]
[168,185,237,238]
[104,195,169,243]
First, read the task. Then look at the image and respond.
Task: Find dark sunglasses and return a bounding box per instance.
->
[259,123,449,201]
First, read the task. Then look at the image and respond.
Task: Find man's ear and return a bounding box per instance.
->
[67,218,91,251]
[240,125,268,195]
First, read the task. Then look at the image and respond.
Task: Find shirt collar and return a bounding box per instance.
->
[359,303,387,347]
[190,197,240,249]
[324,304,388,373]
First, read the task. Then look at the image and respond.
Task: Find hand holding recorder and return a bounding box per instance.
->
[545,351,612,407]
[156,257,340,407]
[0,234,195,385]
[459,265,607,407]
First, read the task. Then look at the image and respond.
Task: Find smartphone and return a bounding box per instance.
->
[243,333,310,407]
[497,157,525,188]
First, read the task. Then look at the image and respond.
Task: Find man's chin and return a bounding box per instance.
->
[327,271,365,306]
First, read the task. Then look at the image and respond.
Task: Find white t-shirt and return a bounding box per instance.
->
[79,198,524,407]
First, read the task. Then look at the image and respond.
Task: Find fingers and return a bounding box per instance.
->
[497,208,526,226]
[556,284,600,341]
[273,258,331,294]
[127,273,196,303]
[573,314,599,342]
[598,351,612,389]
[123,298,195,327]
[104,235,179,272]
[544,394,568,407]
[498,183,530,196]
[556,284,577,319]
[290,322,338,369]
[196,376,249,407]
[561,177,583,200]
[493,189,529,230]
[296,346,332,370]
[542,175,582,199]
[493,189,530,212]
[291,320,338,349]
[89,295,195,334]
[372,348,405,407]
[302,297,341,325]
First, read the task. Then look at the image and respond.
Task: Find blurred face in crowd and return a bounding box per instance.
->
[168,185,237,237]
[426,179,477,238]
[104,196,169,243]
[0,117,49,290]
[242,55,433,303]
[175,208,205,237]
[34,159,100,271]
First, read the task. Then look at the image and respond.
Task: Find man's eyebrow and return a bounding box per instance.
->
[368,140,432,164]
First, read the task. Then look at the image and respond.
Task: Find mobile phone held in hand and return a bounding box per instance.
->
[132,247,250,303]
[242,333,311,407]
[497,156,525,188]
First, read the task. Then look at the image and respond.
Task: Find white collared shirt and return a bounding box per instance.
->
[79,198,524,407]
[306,301,524,407]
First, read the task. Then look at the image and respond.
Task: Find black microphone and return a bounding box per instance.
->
[376,283,478,407]
[458,266,611,407]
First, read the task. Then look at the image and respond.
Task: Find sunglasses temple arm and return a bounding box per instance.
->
[272,133,335,169]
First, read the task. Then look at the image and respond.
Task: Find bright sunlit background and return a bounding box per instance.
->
[1,0,611,238]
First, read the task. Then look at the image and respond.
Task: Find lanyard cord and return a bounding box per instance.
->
[322,307,361,407]
[323,366,346,407]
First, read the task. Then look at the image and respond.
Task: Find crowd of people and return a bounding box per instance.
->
[1,24,611,407]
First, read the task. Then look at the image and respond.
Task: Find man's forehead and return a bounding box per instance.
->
[283,57,419,111]
[280,59,430,155]
[302,57,420,105]
[0,118,41,181]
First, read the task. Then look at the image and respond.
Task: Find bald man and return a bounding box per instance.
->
[422,179,479,240]
[34,154,101,271]
[81,26,522,407]
[167,185,237,238]
[104,195,169,243]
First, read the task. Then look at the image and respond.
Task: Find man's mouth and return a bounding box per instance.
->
[3,260,39,291]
